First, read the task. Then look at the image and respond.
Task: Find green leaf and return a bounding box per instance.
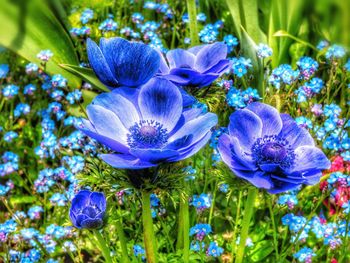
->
[241,0,266,43]
[240,26,265,95]
[249,240,274,262]
[0,0,80,87]
[225,0,242,38]
[59,64,109,92]
[273,30,317,51]
[10,195,37,205]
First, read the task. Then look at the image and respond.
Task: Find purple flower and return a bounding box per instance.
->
[78,78,217,169]
[217,102,330,194]
[87,37,160,88]
[157,42,231,88]
[69,190,106,229]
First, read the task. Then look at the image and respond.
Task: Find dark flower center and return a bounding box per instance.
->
[252,135,295,169]
[261,142,287,162]
[127,120,168,149]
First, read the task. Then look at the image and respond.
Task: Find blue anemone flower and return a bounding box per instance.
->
[69,190,106,229]
[87,37,160,88]
[157,42,231,88]
[217,102,330,194]
[78,78,218,169]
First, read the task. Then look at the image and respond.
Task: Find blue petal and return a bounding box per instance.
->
[188,45,205,55]
[166,49,196,69]
[169,132,212,162]
[194,42,228,72]
[228,109,262,152]
[166,134,193,150]
[71,190,91,211]
[76,214,88,228]
[168,68,202,85]
[279,114,315,148]
[156,49,170,74]
[79,119,130,153]
[82,206,98,218]
[195,73,220,88]
[89,192,106,212]
[100,153,156,169]
[234,170,273,189]
[130,148,179,163]
[91,91,140,129]
[218,134,256,171]
[99,37,160,87]
[80,218,103,229]
[86,105,128,143]
[169,112,217,146]
[169,108,203,136]
[203,59,231,74]
[69,209,78,228]
[289,146,331,172]
[217,133,235,170]
[246,102,282,136]
[179,87,196,107]
[86,38,118,87]
[138,78,183,131]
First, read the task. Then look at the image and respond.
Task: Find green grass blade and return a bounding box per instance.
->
[0,0,80,87]
[59,64,109,92]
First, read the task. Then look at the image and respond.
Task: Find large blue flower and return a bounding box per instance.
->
[69,190,106,229]
[87,37,160,88]
[157,42,231,88]
[218,102,330,194]
[79,77,218,169]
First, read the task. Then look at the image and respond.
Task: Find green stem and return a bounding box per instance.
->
[231,190,242,262]
[235,188,258,263]
[208,185,217,225]
[181,192,190,263]
[94,230,113,263]
[267,196,279,260]
[142,191,158,263]
[176,201,184,250]
[115,218,130,263]
[186,0,199,45]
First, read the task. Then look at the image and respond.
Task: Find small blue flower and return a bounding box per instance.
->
[99,18,118,31]
[190,223,212,240]
[191,193,212,211]
[325,44,346,59]
[223,35,238,52]
[293,247,316,263]
[25,63,39,75]
[2,84,19,98]
[80,8,94,24]
[269,64,299,88]
[297,57,318,79]
[69,190,106,229]
[256,43,273,58]
[37,50,53,62]
[3,131,18,142]
[133,244,146,261]
[231,57,252,77]
[206,241,224,257]
[14,103,30,117]
[316,40,329,50]
[0,64,9,78]
[132,13,144,24]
